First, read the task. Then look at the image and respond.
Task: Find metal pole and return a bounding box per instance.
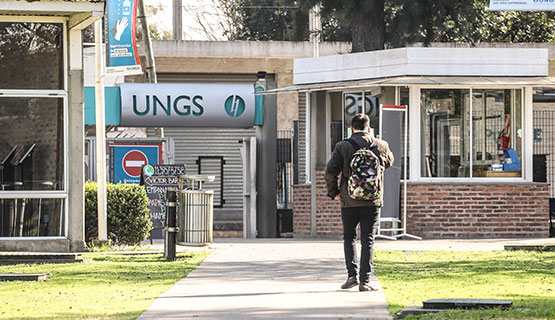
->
[173,0,183,40]
[137,0,157,84]
[137,0,163,138]
[95,19,108,242]
[164,188,177,261]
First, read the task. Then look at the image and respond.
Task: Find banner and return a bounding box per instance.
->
[106,0,142,75]
[488,0,555,11]
[119,83,256,127]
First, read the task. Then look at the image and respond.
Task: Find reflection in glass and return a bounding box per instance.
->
[0,97,64,190]
[0,22,63,89]
[343,92,380,138]
[0,198,64,237]
[472,89,522,177]
[421,89,470,177]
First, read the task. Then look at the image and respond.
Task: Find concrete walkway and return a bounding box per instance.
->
[137,237,554,319]
[138,239,392,320]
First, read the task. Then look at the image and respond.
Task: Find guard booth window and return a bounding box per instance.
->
[421,89,471,178]
[343,92,380,138]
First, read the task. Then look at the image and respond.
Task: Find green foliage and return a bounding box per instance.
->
[0,252,209,320]
[226,0,308,41]
[85,181,152,246]
[228,0,555,52]
[376,250,555,319]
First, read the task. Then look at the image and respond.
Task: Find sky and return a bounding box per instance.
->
[144,0,226,40]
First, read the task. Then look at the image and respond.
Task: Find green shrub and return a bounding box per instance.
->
[85,181,152,245]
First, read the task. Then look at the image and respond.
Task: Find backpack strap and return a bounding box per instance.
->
[347,137,375,151]
[346,138,361,151]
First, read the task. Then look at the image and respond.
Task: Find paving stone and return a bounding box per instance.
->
[422,298,513,310]
[396,306,443,319]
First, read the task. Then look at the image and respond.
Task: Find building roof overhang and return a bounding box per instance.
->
[258,76,555,95]
[0,0,104,28]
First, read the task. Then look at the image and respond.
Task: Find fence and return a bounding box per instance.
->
[533,110,555,197]
[277,129,294,209]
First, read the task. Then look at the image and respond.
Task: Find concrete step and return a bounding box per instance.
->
[213,209,243,221]
[422,298,513,310]
[214,230,243,238]
[0,273,50,281]
[0,252,83,265]
[213,220,242,232]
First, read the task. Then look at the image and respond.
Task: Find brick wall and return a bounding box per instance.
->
[292,184,311,236]
[405,183,550,238]
[293,170,550,238]
[292,170,342,237]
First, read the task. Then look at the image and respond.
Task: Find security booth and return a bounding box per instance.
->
[0,0,104,251]
[275,47,553,238]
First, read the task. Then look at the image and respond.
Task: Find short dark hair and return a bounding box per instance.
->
[351,114,370,130]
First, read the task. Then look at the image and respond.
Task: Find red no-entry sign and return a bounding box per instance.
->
[122,150,148,177]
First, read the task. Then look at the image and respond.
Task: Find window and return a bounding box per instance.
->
[421,88,523,179]
[343,92,380,138]
[0,22,64,90]
[472,89,522,178]
[421,89,470,178]
[0,20,67,238]
[0,97,65,190]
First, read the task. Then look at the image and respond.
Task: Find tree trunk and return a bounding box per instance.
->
[350,0,385,52]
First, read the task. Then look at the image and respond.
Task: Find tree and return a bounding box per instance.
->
[221,0,555,51]
[223,0,308,41]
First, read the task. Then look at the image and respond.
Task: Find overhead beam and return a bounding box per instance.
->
[69,12,103,31]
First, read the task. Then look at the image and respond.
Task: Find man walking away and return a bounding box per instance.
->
[324,114,394,291]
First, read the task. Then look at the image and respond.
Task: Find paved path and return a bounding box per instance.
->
[138,239,392,320]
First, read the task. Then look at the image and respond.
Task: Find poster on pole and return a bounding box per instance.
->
[106,0,142,75]
[488,0,555,11]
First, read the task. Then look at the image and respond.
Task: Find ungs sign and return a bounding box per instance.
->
[120,83,255,127]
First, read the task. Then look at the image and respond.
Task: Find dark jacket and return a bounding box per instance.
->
[324,131,394,208]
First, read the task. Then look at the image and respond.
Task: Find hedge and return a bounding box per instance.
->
[85,182,152,245]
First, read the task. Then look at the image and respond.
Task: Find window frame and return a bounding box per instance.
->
[414,85,528,183]
[0,16,69,239]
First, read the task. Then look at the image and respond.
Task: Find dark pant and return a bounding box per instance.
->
[341,206,380,283]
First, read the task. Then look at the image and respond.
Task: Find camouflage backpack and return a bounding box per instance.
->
[346,138,384,201]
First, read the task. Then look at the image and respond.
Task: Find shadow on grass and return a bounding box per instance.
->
[376,254,555,281]
[13,311,141,320]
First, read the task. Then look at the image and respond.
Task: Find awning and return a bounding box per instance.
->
[257,76,555,95]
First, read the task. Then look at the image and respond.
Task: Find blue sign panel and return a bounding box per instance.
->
[109,144,161,184]
[106,0,142,75]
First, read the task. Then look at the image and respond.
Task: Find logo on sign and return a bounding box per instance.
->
[122,150,148,177]
[224,95,245,117]
[143,164,154,177]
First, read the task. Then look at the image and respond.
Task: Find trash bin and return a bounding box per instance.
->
[176,175,215,246]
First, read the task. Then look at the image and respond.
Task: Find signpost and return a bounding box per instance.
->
[141,164,186,239]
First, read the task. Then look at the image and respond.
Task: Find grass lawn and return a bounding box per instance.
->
[0,251,210,320]
[375,250,555,319]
